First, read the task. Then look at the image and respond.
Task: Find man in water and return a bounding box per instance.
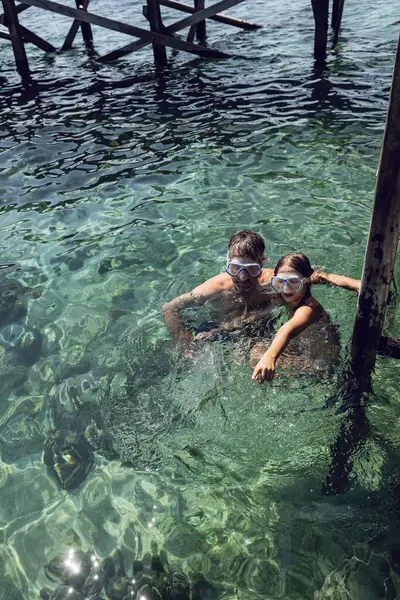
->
[162,230,360,357]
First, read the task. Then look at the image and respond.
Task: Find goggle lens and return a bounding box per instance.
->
[226,262,262,278]
[271,276,303,293]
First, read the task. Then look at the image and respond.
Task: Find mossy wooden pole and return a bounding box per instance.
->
[2,0,30,76]
[351,35,400,381]
[146,0,168,66]
[311,0,329,63]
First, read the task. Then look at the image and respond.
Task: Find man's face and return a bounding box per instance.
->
[227,253,263,293]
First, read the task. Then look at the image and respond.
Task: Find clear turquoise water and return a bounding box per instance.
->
[1,1,400,598]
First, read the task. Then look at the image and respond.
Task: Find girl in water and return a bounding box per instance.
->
[251,252,340,383]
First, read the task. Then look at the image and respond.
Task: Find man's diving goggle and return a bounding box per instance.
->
[270,274,309,294]
[226,262,262,278]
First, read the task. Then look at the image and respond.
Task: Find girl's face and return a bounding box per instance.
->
[275,268,308,305]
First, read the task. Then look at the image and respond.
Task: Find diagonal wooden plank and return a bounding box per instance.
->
[19,23,56,50]
[60,13,80,50]
[98,0,246,62]
[0,2,51,51]
[160,0,262,29]
[21,0,233,57]
[0,29,11,39]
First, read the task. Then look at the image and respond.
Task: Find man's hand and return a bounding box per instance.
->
[181,340,195,359]
[252,352,276,383]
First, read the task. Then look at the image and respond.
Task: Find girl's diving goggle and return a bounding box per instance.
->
[226,262,262,278]
[270,274,309,294]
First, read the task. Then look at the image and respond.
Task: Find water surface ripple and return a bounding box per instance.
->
[1,0,400,598]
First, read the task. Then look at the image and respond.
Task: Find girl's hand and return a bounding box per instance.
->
[252,353,275,383]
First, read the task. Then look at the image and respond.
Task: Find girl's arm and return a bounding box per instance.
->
[311,270,360,292]
[251,304,322,383]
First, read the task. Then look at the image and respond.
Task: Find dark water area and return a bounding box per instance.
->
[1,1,400,598]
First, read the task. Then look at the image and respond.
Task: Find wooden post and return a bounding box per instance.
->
[350,35,400,381]
[0,2,31,25]
[331,0,339,28]
[332,0,344,48]
[1,0,30,76]
[20,0,234,58]
[146,0,168,66]
[76,0,92,43]
[187,0,205,44]
[311,0,329,63]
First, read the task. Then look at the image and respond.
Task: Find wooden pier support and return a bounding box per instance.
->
[331,0,339,29]
[77,0,92,44]
[311,0,329,63]
[145,0,168,67]
[350,35,400,381]
[61,0,93,52]
[21,0,238,59]
[1,0,30,76]
[332,0,345,48]
[187,0,205,44]
[96,0,247,62]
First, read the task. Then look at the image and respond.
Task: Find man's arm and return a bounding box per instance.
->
[311,270,360,292]
[162,274,229,343]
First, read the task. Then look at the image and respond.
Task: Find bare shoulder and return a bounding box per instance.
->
[191,272,233,296]
[301,296,325,319]
[163,273,232,311]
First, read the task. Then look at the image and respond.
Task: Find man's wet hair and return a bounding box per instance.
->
[228,230,265,262]
[274,252,314,278]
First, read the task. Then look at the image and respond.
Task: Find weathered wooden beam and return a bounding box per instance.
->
[350,35,400,380]
[60,14,80,50]
[77,0,92,43]
[21,0,231,58]
[332,0,344,48]
[187,0,205,44]
[97,0,245,62]
[160,0,261,29]
[311,0,329,62]
[331,0,339,28]
[19,23,56,50]
[61,0,89,51]
[0,2,30,25]
[1,0,29,76]
[146,0,168,66]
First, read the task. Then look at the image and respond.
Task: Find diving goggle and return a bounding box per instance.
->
[270,274,309,294]
[226,262,262,278]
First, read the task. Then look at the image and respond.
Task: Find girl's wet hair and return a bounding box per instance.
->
[228,230,265,262]
[274,253,314,278]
